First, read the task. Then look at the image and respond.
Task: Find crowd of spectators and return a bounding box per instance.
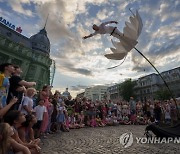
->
[0,63,180,154]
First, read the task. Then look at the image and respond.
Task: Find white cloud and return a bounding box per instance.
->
[2,0,180,96]
[97,9,108,20]
[6,0,33,16]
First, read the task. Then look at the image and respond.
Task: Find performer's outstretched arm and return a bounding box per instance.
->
[83,32,96,39]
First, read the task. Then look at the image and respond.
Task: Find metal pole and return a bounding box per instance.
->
[134,47,180,119]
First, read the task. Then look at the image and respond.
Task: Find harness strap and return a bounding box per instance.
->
[110,27,117,36]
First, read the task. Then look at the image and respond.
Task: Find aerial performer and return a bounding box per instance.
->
[83,21,120,40]
[83,9,179,118]
[83,9,142,61]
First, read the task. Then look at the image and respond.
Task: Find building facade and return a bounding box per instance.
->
[134,67,180,101]
[134,73,162,101]
[0,19,55,90]
[108,67,180,102]
[77,92,85,98]
[84,85,108,101]
[160,67,180,98]
[107,84,122,101]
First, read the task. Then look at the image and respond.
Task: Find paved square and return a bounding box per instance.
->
[41,125,180,154]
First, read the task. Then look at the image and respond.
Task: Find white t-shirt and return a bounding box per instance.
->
[19,96,34,115]
[34,105,47,121]
[58,106,66,114]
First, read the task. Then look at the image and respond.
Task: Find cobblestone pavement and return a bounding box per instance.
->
[41,125,180,154]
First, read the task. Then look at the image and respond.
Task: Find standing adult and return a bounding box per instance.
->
[154,101,162,124]
[65,95,74,116]
[50,92,59,132]
[39,85,52,134]
[0,64,18,120]
[0,63,14,108]
[129,97,136,115]
[7,65,36,110]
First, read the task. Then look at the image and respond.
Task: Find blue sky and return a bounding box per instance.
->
[0,0,180,97]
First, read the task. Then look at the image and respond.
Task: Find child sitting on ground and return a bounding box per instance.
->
[101,115,107,126]
[136,113,147,125]
[96,115,105,127]
[111,112,119,126]
[90,115,97,127]
[106,115,114,126]
[69,113,80,129]
[122,113,131,125]
[130,113,137,125]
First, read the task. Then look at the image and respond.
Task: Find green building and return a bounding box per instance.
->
[0,18,55,90]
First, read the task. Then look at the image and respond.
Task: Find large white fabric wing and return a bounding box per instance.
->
[105,53,127,60]
[105,10,143,60]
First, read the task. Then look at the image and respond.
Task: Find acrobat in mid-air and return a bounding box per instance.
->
[83,10,143,61]
[83,21,124,40]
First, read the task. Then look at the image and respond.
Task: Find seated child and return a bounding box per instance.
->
[130,114,137,125]
[111,112,119,126]
[101,115,107,126]
[106,116,114,126]
[147,116,155,124]
[122,113,131,125]
[136,114,147,125]
[96,115,105,127]
[117,113,124,125]
[69,113,80,129]
[90,115,97,127]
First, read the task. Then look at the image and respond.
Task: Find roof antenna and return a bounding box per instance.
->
[44,13,49,29]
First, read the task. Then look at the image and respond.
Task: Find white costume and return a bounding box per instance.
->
[104,10,143,60]
[92,21,123,39]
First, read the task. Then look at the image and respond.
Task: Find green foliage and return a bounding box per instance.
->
[155,89,171,100]
[120,79,136,101]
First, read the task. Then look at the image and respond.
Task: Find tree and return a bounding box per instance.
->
[120,79,136,101]
[155,89,171,100]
